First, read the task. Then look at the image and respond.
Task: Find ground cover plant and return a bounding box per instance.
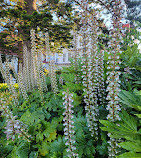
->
[0,0,141,158]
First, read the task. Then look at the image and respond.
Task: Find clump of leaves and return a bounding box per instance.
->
[120,44,141,91]
[100,90,141,158]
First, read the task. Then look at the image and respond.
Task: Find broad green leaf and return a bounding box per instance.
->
[50,137,64,153]
[47,131,57,142]
[16,141,30,158]
[118,152,141,158]
[119,141,141,152]
[119,90,141,111]
[39,142,50,156]
[120,111,137,132]
[20,110,31,125]
[10,146,19,158]
[43,127,56,141]
[135,114,141,118]
[20,108,45,125]
[36,131,44,142]
[100,111,138,139]
[134,81,141,85]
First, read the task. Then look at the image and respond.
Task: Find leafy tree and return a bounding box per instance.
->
[0,0,73,64]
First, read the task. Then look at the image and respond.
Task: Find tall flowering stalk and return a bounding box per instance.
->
[0,98,30,141]
[0,55,18,104]
[72,27,81,84]
[106,0,123,121]
[49,60,58,93]
[59,76,63,85]
[62,90,78,158]
[38,46,48,92]
[97,50,105,105]
[35,48,44,99]
[45,31,58,93]
[78,0,101,139]
[17,29,48,99]
[23,45,31,91]
[88,5,106,108]
[9,74,18,105]
[0,54,6,81]
[4,59,11,84]
[5,59,18,101]
[35,45,44,99]
[30,29,38,88]
[88,9,102,139]
[9,64,18,80]
[30,30,48,92]
[18,63,29,100]
[106,0,124,157]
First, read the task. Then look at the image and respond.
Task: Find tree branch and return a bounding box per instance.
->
[94,0,110,11]
[73,0,110,12]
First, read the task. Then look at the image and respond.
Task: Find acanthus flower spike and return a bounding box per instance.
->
[62,90,78,158]
[0,98,30,142]
[79,0,102,140]
[106,0,124,157]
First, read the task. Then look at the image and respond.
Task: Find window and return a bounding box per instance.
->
[68,53,71,61]
[56,57,58,63]
[63,53,66,62]
[55,53,58,63]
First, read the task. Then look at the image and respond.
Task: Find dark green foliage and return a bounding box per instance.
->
[99,27,141,157]
[74,115,96,157]
[0,90,65,157]
[16,140,30,158]
[120,28,141,91]
[100,90,141,158]
[119,90,141,111]
[0,59,110,157]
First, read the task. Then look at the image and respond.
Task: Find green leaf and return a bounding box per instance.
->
[50,136,64,154]
[20,110,31,125]
[119,141,141,152]
[100,111,138,139]
[16,141,30,158]
[118,152,141,158]
[36,131,44,142]
[61,73,75,82]
[20,108,45,125]
[10,146,19,158]
[46,130,57,142]
[119,90,141,111]
[45,94,63,112]
[134,80,141,85]
[29,151,38,158]
[120,111,137,133]
[20,100,28,110]
[43,123,57,142]
[39,142,50,156]
[134,114,141,118]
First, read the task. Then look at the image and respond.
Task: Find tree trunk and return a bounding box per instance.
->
[24,0,37,15]
[18,40,23,68]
